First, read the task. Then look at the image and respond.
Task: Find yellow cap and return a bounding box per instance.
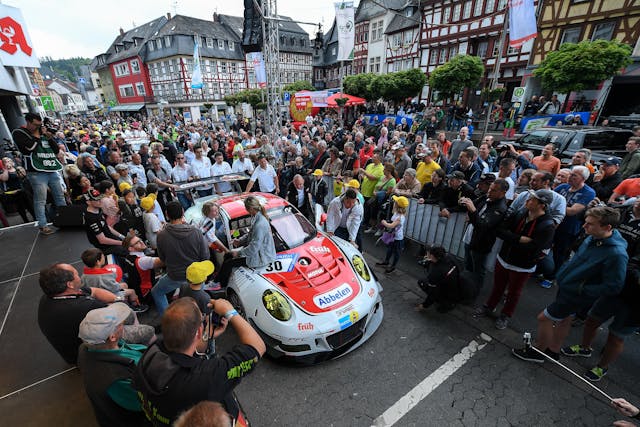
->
[119,182,132,193]
[392,195,409,208]
[186,260,215,284]
[312,169,324,177]
[140,196,155,212]
[346,179,360,189]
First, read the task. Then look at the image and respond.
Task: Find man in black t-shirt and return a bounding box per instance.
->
[83,189,129,257]
[134,298,266,426]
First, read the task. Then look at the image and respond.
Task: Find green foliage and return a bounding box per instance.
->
[481,87,506,102]
[41,56,92,81]
[344,69,426,103]
[534,40,632,94]
[224,88,266,109]
[282,81,315,94]
[429,55,484,100]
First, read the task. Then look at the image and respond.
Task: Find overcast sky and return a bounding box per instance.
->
[6,0,346,60]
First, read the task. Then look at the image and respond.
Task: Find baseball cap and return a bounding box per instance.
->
[392,142,403,150]
[140,196,155,212]
[391,195,409,208]
[78,303,131,345]
[601,157,621,166]
[186,260,215,284]
[447,171,465,180]
[119,182,132,193]
[478,173,497,183]
[528,189,554,206]
[84,145,96,153]
[115,163,129,171]
[84,188,105,201]
[312,169,324,177]
[346,179,360,189]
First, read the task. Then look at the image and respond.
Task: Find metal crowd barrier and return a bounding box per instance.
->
[404,198,468,259]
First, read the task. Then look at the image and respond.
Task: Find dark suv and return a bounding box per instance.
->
[510,126,633,164]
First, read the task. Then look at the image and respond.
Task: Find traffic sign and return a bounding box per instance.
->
[283,92,290,102]
[512,87,526,103]
[41,96,54,111]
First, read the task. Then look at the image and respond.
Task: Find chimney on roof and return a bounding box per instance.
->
[213,12,218,22]
[167,12,171,20]
[119,28,124,36]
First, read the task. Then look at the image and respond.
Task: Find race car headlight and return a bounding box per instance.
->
[352,255,370,281]
[262,290,292,321]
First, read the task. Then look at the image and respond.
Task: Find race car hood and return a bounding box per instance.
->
[261,235,362,314]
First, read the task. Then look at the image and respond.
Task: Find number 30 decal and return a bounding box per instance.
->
[265,261,283,272]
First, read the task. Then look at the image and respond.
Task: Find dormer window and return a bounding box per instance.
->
[218,40,224,50]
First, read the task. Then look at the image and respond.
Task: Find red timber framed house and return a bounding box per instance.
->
[526,0,640,117]
[419,0,534,106]
[385,1,421,74]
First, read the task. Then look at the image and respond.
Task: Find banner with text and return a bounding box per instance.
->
[248,52,267,88]
[0,5,40,67]
[335,2,355,61]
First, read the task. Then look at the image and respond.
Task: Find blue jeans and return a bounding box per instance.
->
[176,192,193,211]
[151,274,186,315]
[27,171,66,227]
[385,239,404,267]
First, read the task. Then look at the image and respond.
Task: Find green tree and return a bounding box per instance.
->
[343,73,375,99]
[534,40,632,94]
[429,55,484,100]
[380,68,427,103]
[282,81,315,94]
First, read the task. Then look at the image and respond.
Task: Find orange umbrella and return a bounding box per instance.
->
[326,93,366,108]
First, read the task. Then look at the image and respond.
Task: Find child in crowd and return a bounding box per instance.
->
[376,195,408,274]
[80,248,148,313]
[117,186,146,239]
[97,180,120,227]
[141,196,162,250]
[145,183,166,223]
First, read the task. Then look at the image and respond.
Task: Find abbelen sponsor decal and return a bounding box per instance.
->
[313,283,352,308]
[309,246,331,254]
[297,322,314,331]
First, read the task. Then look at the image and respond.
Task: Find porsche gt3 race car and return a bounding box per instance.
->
[184,193,384,363]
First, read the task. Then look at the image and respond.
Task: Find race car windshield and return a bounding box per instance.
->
[269,208,316,250]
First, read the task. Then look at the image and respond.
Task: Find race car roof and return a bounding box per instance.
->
[218,192,290,218]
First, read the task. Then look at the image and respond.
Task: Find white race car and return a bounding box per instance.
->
[184,192,384,363]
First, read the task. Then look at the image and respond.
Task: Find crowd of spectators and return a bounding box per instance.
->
[8,109,640,425]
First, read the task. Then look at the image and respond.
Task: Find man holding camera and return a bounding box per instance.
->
[12,113,67,235]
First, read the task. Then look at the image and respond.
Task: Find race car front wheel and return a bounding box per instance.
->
[227,289,247,319]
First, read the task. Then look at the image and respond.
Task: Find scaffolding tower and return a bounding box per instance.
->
[261,0,282,141]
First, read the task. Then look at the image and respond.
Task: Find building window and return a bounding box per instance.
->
[229,41,235,50]
[218,40,225,50]
[477,41,488,58]
[497,0,507,9]
[453,4,461,21]
[130,59,141,74]
[443,7,451,23]
[332,46,337,56]
[118,84,134,97]
[449,45,458,58]
[463,1,472,19]
[405,8,413,17]
[371,20,384,41]
[156,38,162,49]
[231,62,237,74]
[393,34,401,47]
[560,27,582,45]
[164,36,171,47]
[507,45,520,55]
[430,49,439,64]
[206,38,214,48]
[114,63,130,77]
[474,0,483,16]
[492,43,501,57]
[439,49,446,63]
[485,0,495,13]
[591,22,616,41]
[135,82,146,96]
[221,62,227,73]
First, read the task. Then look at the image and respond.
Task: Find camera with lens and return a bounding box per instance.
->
[42,117,59,134]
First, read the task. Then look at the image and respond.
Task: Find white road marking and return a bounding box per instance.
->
[0,367,77,401]
[372,335,492,427]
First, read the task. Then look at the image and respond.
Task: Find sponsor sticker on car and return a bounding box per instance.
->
[257,253,299,274]
[313,283,352,309]
[338,310,359,330]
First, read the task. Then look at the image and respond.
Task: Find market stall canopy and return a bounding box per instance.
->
[326,93,366,108]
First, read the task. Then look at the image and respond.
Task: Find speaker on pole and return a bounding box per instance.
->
[242,0,263,53]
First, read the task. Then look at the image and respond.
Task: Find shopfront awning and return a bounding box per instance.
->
[109,103,145,112]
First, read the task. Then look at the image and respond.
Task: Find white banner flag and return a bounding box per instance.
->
[508,0,537,48]
[0,5,40,68]
[191,37,203,89]
[248,52,267,88]
[335,2,354,61]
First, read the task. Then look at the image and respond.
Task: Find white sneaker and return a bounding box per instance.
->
[374,230,383,237]
[364,227,376,234]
